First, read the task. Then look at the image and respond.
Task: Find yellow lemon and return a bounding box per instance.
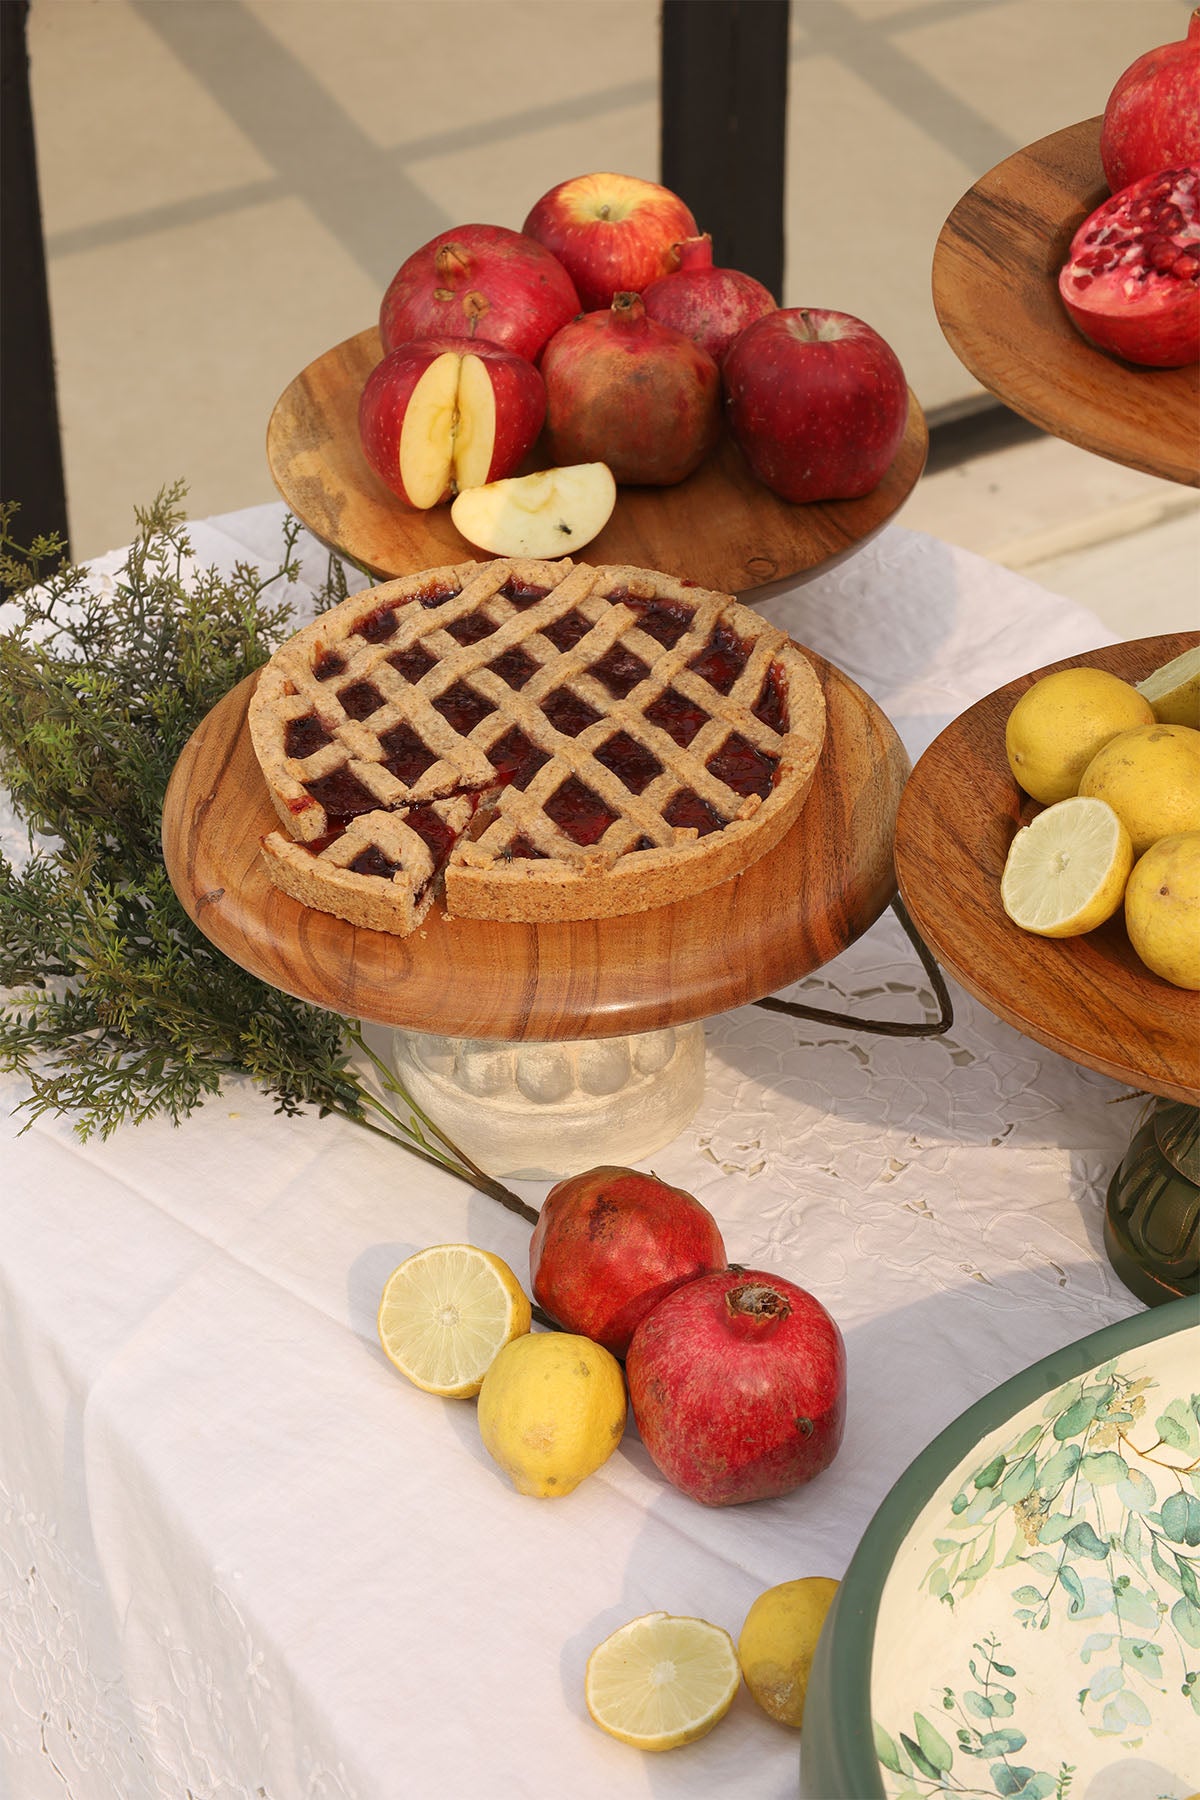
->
[1000,796,1133,937]
[1124,831,1200,990]
[585,1612,740,1751]
[737,1576,840,1729]
[1004,667,1154,805]
[476,1330,626,1497]
[1136,645,1200,727]
[377,1243,531,1398]
[1078,722,1200,856]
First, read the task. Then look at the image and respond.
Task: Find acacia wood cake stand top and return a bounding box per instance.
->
[894,632,1200,1105]
[932,117,1200,488]
[161,649,907,1042]
[265,326,928,595]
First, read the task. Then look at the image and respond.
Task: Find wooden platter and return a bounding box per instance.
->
[161,651,908,1042]
[932,117,1200,488]
[265,325,929,595]
[894,632,1200,1104]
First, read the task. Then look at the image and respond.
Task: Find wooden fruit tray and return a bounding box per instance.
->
[894,632,1200,1104]
[932,117,1200,488]
[161,648,908,1043]
[265,326,929,595]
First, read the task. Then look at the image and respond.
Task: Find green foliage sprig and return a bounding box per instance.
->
[0,488,534,1221]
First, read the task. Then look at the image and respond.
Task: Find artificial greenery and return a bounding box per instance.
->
[0,487,534,1220]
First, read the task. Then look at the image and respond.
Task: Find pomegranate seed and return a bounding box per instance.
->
[1072,272,1094,288]
[1175,255,1200,278]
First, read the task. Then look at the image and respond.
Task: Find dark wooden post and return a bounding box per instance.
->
[660,0,791,301]
[1,0,70,555]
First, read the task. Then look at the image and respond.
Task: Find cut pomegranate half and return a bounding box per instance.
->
[1057,164,1200,368]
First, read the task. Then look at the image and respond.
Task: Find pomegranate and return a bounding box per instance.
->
[529,1165,727,1357]
[379,224,580,364]
[539,292,721,485]
[641,235,777,364]
[1101,10,1200,193]
[1057,165,1200,368]
[626,1269,846,1507]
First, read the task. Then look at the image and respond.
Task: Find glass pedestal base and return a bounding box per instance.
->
[391,1022,707,1181]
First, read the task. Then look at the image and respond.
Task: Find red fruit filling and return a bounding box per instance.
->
[664,790,725,837]
[543,689,601,737]
[752,662,790,733]
[541,609,593,652]
[386,642,437,683]
[488,727,550,789]
[688,623,748,694]
[485,646,538,690]
[706,733,779,798]
[338,680,384,721]
[378,722,438,785]
[499,579,550,608]
[431,681,496,733]
[594,731,663,794]
[285,715,333,758]
[303,768,380,826]
[589,644,651,698]
[445,613,499,646]
[357,604,401,644]
[313,649,347,682]
[544,776,617,845]
[645,688,708,746]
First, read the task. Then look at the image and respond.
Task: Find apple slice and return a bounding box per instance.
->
[450,463,617,559]
[359,336,545,510]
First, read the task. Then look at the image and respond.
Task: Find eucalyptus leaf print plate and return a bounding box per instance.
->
[802,1297,1200,1800]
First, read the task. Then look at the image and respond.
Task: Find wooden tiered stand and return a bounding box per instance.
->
[912,118,1200,1301]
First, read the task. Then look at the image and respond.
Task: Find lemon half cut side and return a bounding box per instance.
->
[377,1243,531,1398]
[585,1611,741,1752]
[1000,796,1133,938]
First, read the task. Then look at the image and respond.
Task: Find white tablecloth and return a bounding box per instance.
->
[1,509,1151,1800]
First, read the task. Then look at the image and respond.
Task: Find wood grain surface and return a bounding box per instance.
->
[161,651,908,1041]
[265,325,929,595]
[895,633,1200,1103]
[933,118,1200,488]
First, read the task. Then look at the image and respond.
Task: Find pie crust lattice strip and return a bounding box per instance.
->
[248,558,827,933]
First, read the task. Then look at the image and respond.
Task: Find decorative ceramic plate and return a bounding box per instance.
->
[802,1296,1200,1799]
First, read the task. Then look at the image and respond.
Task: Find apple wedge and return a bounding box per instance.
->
[358,337,546,510]
[450,463,617,559]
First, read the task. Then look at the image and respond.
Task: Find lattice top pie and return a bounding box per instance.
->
[248,557,826,932]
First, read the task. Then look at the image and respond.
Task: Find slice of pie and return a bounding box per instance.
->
[248,556,826,933]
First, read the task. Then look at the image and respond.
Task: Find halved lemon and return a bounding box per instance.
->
[377,1243,531,1398]
[584,1611,740,1752]
[1000,795,1133,938]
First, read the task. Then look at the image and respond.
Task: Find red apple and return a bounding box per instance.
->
[529,1165,727,1357]
[379,223,581,364]
[522,172,698,312]
[642,234,777,363]
[626,1269,846,1507]
[540,292,721,486]
[723,308,909,504]
[358,338,546,510]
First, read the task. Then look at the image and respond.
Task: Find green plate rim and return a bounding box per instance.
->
[800,1293,1200,1796]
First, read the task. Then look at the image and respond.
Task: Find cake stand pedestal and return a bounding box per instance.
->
[163,645,911,1180]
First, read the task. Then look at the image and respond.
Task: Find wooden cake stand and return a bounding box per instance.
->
[265,326,929,595]
[932,117,1200,488]
[895,632,1200,1303]
[162,648,908,1176]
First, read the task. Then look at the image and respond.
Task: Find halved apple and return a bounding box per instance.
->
[358,336,546,510]
[450,462,617,559]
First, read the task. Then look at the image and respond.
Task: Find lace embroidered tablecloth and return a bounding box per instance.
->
[0,510,1152,1800]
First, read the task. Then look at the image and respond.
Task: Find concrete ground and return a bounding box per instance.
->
[24,0,1200,637]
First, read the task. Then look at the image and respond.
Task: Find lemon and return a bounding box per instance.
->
[476,1330,626,1497]
[1078,722,1200,856]
[1004,666,1154,805]
[1136,645,1200,727]
[999,796,1133,937]
[585,1612,740,1751]
[1125,831,1200,990]
[737,1577,839,1729]
[377,1243,531,1398]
